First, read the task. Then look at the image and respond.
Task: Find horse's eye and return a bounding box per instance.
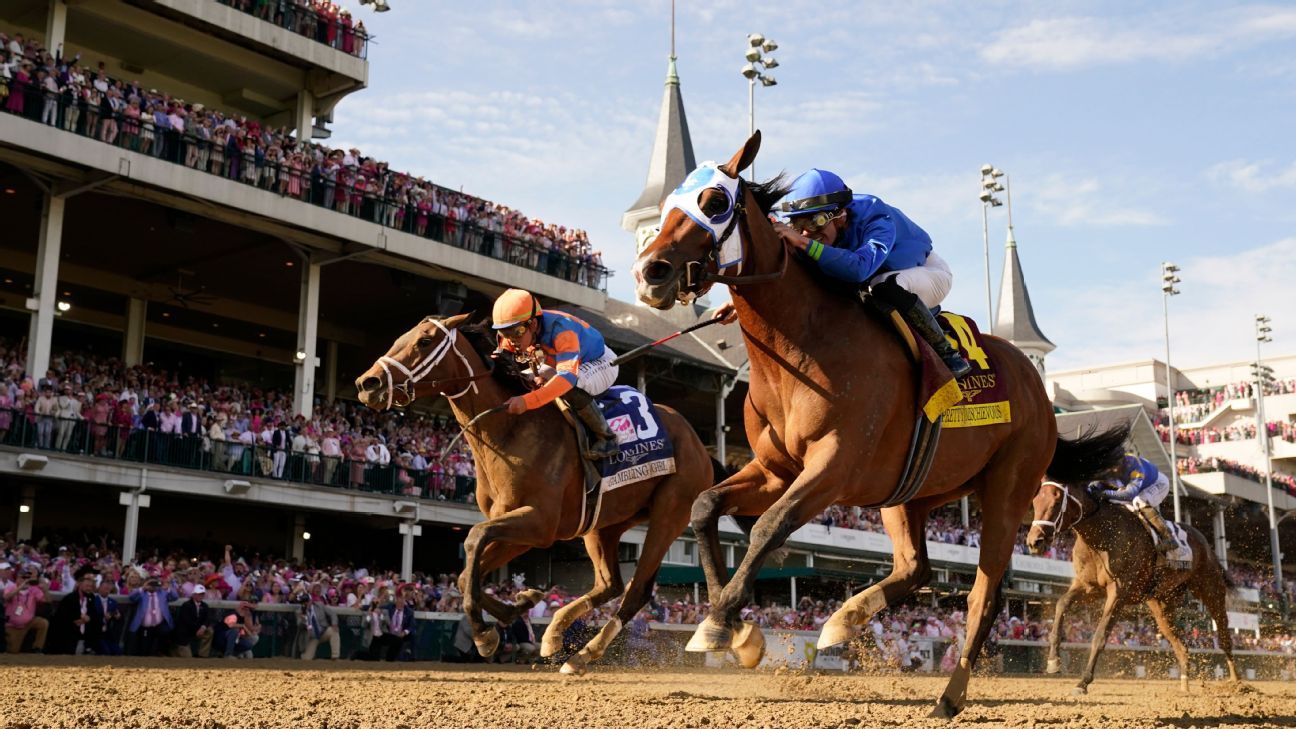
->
[700,189,729,217]
[417,337,434,348]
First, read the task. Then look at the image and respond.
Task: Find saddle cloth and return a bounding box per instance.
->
[1122,503,1194,568]
[937,312,1011,428]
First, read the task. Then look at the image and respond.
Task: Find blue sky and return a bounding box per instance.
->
[330,1,1296,371]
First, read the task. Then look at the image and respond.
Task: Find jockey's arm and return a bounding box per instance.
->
[519,328,581,411]
[810,212,895,284]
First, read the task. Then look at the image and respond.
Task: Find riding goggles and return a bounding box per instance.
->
[498,321,531,342]
[795,209,844,233]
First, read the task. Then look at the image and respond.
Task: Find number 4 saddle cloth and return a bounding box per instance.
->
[885,309,1011,429]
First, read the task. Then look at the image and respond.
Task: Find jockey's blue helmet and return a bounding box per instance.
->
[778,168,854,218]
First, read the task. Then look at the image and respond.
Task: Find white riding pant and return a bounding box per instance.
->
[535,347,619,397]
[1131,473,1170,510]
[868,250,953,309]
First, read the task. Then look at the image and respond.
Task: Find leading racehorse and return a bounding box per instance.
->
[633,132,1130,718]
[1026,480,1240,694]
[355,314,712,674]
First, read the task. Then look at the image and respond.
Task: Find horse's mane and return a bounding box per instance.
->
[456,321,530,396]
[747,174,792,215]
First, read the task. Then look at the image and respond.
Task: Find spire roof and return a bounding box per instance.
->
[994,225,1055,352]
[622,56,697,228]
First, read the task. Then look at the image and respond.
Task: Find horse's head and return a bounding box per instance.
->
[633,132,763,309]
[1026,480,1098,555]
[355,312,474,411]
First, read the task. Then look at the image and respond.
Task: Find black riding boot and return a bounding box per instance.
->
[871,278,971,379]
[1140,504,1176,555]
[561,388,621,460]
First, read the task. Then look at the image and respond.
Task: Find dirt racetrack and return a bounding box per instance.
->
[1,656,1292,728]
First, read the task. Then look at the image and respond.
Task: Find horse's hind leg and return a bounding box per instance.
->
[1146,597,1192,692]
[541,523,629,660]
[562,476,695,674]
[819,497,936,649]
[1194,564,1241,682]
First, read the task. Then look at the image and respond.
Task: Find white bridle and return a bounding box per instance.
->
[1030,480,1087,533]
[375,320,478,410]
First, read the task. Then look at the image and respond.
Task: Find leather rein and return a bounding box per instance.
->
[1032,480,1100,534]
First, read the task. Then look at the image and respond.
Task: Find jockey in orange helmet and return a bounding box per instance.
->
[492,288,621,460]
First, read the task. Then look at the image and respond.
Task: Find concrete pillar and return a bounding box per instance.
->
[45,0,68,58]
[16,486,35,542]
[123,297,147,367]
[1214,505,1229,569]
[121,492,144,565]
[637,361,647,397]
[715,385,727,465]
[293,260,321,418]
[295,90,315,143]
[324,339,339,404]
[960,496,970,528]
[790,575,798,607]
[291,514,306,562]
[399,521,421,582]
[25,195,65,380]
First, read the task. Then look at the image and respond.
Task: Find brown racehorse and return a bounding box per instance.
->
[1026,480,1240,694]
[354,314,712,674]
[632,132,1131,718]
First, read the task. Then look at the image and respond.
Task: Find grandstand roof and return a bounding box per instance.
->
[622,56,697,226]
[994,225,1054,352]
[569,298,744,375]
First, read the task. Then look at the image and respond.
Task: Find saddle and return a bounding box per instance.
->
[1121,503,1193,569]
[555,398,604,535]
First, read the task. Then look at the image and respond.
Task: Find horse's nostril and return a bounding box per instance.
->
[361,376,382,392]
[642,259,675,286]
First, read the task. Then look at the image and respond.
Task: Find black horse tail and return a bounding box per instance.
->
[1044,424,1131,484]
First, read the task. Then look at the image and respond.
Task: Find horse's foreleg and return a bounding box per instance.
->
[819,500,933,649]
[563,489,692,675]
[688,452,839,668]
[472,542,544,624]
[1046,583,1084,674]
[690,460,784,605]
[459,506,549,658]
[1146,597,1192,692]
[541,524,628,661]
[933,507,1017,719]
[1074,585,1123,696]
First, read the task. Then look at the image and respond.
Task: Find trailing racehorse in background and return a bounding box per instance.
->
[632,131,1131,718]
[355,314,713,674]
[1026,480,1240,694]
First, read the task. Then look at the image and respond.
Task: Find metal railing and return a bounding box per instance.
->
[214,0,372,58]
[0,83,610,290]
[0,408,477,503]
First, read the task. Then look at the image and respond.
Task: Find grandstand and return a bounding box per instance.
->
[0,0,1290,670]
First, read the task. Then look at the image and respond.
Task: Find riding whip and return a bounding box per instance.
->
[440,403,508,461]
[610,317,725,367]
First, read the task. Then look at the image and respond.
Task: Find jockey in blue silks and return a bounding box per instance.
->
[1091,454,1175,555]
[715,168,970,377]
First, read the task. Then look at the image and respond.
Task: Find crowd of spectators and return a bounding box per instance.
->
[1157,421,1296,446]
[1166,377,1296,425]
[1178,456,1296,496]
[0,337,480,501]
[215,0,368,57]
[811,505,1075,561]
[0,28,608,290]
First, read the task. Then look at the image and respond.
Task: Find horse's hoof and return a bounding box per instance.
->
[539,629,563,658]
[1179,676,1189,693]
[559,653,588,676]
[685,618,732,653]
[473,629,500,658]
[731,622,766,669]
[929,697,962,719]
[816,617,858,650]
[1045,657,1061,675]
[517,589,545,609]
[1072,685,1088,696]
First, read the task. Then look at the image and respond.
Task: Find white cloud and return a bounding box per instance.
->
[981,8,1296,71]
[1047,237,1296,370]
[1030,174,1167,227]
[1207,159,1296,193]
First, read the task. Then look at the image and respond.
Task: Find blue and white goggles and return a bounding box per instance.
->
[660,162,743,269]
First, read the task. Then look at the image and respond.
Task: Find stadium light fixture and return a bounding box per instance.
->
[56,301,70,312]
[19,504,31,513]
[1253,312,1284,607]
[1161,261,1182,522]
[742,33,780,178]
[302,531,312,540]
[979,163,1007,333]
[295,350,308,362]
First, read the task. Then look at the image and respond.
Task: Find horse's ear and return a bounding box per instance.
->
[720,131,762,178]
[443,312,473,330]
